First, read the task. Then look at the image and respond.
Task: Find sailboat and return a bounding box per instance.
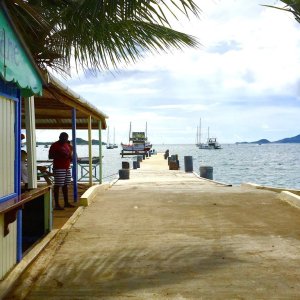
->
[106,126,114,149]
[113,127,118,148]
[121,122,152,152]
[197,119,222,149]
[196,118,210,149]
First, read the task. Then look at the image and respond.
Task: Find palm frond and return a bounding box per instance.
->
[3,0,201,75]
[263,1,300,23]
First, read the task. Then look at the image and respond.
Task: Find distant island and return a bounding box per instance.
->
[36,138,106,146]
[236,134,300,144]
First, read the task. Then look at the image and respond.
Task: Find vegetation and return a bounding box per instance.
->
[263,1,300,23]
[3,0,200,75]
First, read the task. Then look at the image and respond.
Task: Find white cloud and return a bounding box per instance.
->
[54,0,300,144]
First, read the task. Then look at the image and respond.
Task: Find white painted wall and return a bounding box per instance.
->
[0,214,17,280]
[0,96,15,198]
[0,95,17,279]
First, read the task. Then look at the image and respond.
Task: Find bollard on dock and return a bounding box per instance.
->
[169,154,180,170]
[133,161,138,169]
[122,161,130,169]
[184,156,193,172]
[164,149,169,159]
[119,169,130,180]
[200,166,213,180]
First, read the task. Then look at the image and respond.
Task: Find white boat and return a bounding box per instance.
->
[196,118,210,149]
[197,120,222,150]
[106,126,114,149]
[207,137,222,149]
[121,122,152,152]
[113,127,118,148]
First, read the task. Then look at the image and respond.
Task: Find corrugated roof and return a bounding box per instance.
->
[22,73,108,130]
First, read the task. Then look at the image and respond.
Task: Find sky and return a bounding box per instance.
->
[39,0,300,144]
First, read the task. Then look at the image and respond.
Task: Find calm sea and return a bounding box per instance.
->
[36,143,300,190]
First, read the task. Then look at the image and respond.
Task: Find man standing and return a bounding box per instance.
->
[49,132,75,210]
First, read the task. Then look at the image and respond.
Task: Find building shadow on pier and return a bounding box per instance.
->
[37,182,90,229]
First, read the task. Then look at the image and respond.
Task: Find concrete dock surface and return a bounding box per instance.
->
[5,153,300,299]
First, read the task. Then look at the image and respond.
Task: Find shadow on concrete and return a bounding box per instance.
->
[22,245,242,299]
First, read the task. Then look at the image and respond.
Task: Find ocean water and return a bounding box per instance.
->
[36,143,300,190]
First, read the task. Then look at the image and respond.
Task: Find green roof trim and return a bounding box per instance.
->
[0,9,42,97]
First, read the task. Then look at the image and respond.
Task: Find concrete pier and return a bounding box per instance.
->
[4,153,300,299]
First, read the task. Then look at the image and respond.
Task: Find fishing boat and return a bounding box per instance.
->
[121,122,152,153]
[106,126,114,149]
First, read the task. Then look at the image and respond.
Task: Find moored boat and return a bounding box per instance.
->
[207,137,222,149]
[121,122,152,153]
[196,119,222,150]
[106,126,114,149]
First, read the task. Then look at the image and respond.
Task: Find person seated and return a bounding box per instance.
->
[21,150,54,190]
[21,150,28,191]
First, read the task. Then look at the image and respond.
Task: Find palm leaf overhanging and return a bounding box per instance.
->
[3,0,200,75]
[263,1,300,23]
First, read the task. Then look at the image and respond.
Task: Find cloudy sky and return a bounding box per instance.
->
[44,0,300,144]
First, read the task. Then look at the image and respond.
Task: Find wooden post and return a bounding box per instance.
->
[72,108,78,201]
[88,116,93,186]
[98,120,102,184]
[25,96,37,189]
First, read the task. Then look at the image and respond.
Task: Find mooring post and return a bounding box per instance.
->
[184,156,193,172]
[200,166,213,180]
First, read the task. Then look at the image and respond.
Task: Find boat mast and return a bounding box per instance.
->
[199,118,202,145]
[129,122,132,142]
[207,126,210,141]
[107,126,110,145]
[113,127,115,145]
[196,126,198,145]
[145,122,148,140]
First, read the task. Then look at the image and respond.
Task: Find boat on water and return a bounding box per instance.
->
[121,122,152,152]
[44,144,49,148]
[196,118,211,149]
[113,127,118,148]
[196,119,222,150]
[207,137,222,149]
[106,126,114,149]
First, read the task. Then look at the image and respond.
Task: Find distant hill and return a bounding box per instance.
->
[273,134,300,144]
[251,139,270,144]
[76,138,106,145]
[236,134,300,144]
[236,139,270,145]
[37,138,106,146]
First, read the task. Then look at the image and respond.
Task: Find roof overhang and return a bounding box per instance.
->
[22,73,108,130]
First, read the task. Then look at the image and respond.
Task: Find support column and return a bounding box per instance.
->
[16,91,22,262]
[88,116,93,186]
[72,108,78,202]
[98,120,102,184]
[25,96,37,189]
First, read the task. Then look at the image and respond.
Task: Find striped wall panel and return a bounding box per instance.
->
[0,214,17,280]
[0,96,15,198]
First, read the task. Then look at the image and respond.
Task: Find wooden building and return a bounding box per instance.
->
[0,5,108,281]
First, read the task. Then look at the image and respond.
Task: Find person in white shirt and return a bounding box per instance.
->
[21,150,28,190]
